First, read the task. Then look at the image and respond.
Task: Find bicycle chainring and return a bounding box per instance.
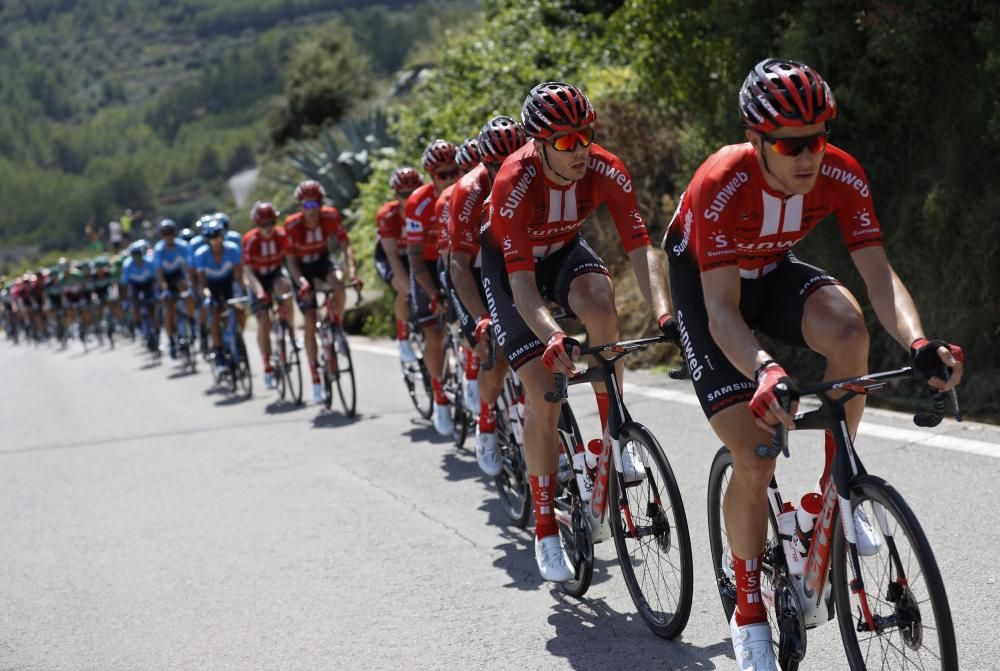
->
[772,572,807,664]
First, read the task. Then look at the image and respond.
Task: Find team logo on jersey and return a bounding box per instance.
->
[821,164,870,198]
[588,156,633,193]
[499,165,537,218]
[703,171,749,222]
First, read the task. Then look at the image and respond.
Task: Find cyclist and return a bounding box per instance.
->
[449,116,527,476]
[375,167,423,363]
[406,139,461,435]
[120,240,160,352]
[242,201,293,389]
[284,179,359,404]
[481,82,676,582]
[660,58,965,670]
[194,220,246,374]
[153,218,193,359]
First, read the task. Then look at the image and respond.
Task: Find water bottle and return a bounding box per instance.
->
[584,438,603,475]
[795,492,823,555]
[778,504,807,577]
[573,439,603,503]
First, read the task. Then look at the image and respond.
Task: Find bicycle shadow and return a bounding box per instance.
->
[167,368,198,379]
[439,449,481,483]
[311,410,361,429]
[264,399,305,414]
[401,422,451,445]
[214,394,251,407]
[545,594,730,670]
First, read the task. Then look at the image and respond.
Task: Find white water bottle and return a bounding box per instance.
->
[795,492,823,553]
[584,438,603,473]
[778,506,807,577]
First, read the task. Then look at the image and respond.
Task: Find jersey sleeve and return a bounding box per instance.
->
[242,231,256,265]
[687,154,742,272]
[450,179,483,256]
[405,188,432,250]
[376,204,398,242]
[323,209,349,245]
[283,217,299,255]
[827,151,884,253]
[489,162,536,274]
[594,152,651,253]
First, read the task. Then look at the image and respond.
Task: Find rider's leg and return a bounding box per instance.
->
[164,295,177,338]
[519,356,565,538]
[327,269,347,324]
[210,304,223,350]
[302,306,319,382]
[257,307,272,370]
[568,272,621,434]
[710,404,776,626]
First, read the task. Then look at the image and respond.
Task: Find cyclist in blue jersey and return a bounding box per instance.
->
[120,239,160,352]
[214,212,244,252]
[153,219,193,359]
[194,220,246,372]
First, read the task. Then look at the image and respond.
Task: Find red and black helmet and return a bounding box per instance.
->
[521,81,597,139]
[251,200,279,224]
[478,115,527,163]
[293,179,325,202]
[389,167,423,192]
[422,139,458,172]
[456,138,481,171]
[739,58,837,133]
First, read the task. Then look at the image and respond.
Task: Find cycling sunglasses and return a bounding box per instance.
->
[302,200,321,210]
[547,126,595,152]
[435,168,460,180]
[259,219,277,227]
[761,130,830,157]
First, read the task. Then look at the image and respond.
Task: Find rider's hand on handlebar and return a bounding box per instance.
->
[474,315,493,359]
[296,278,311,301]
[541,331,580,375]
[256,290,271,304]
[749,363,798,434]
[657,313,681,344]
[911,338,964,391]
[350,275,364,290]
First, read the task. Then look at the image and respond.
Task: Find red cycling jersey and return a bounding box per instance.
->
[375,200,406,252]
[449,164,489,259]
[435,183,457,256]
[405,183,442,262]
[284,207,348,263]
[242,227,288,274]
[483,141,650,274]
[666,143,884,278]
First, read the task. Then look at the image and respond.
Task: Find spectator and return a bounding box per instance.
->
[108,219,124,252]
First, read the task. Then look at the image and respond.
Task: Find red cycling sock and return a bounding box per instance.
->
[733,552,768,626]
[431,377,448,405]
[261,352,272,373]
[395,319,408,341]
[309,362,320,384]
[530,473,558,539]
[478,401,496,432]
[465,349,480,380]
[595,392,610,434]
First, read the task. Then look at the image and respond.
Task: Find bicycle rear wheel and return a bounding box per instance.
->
[235,333,252,400]
[610,422,692,639]
[556,404,593,598]
[832,475,957,670]
[282,321,303,405]
[333,329,356,417]
[493,404,531,528]
[402,331,433,419]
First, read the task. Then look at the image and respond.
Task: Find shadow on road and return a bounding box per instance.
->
[167,368,198,379]
[402,422,450,445]
[546,594,731,670]
[265,399,305,414]
[214,394,251,407]
[439,449,480,483]
[311,410,361,429]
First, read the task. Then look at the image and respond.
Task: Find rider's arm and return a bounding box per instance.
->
[450,252,488,319]
[408,243,438,297]
[233,263,246,291]
[380,238,408,289]
[342,242,356,279]
[700,265,774,380]
[627,245,673,318]
[287,254,306,289]
[243,264,263,296]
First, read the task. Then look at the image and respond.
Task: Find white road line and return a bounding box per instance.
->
[351,338,1000,459]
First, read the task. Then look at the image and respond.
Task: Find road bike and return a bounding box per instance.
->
[440,313,477,448]
[706,367,960,670]
[262,291,303,405]
[212,296,252,399]
[399,314,434,421]
[312,282,360,416]
[550,334,694,639]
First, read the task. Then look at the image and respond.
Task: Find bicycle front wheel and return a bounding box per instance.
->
[831,475,957,670]
[609,422,693,639]
[333,329,356,417]
[493,407,530,528]
[282,322,303,405]
[235,333,252,400]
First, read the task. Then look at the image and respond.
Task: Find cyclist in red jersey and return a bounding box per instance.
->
[375,167,423,364]
[406,139,461,435]
[243,201,293,390]
[285,179,360,404]
[661,59,965,669]
[481,82,676,582]
[449,116,527,476]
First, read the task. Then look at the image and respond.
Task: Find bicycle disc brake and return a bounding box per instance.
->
[772,572,807,664]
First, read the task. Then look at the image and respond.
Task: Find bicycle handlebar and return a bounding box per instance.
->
[543,334,673,403]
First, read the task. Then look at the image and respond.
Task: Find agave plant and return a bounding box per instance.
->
[285,108,397,220]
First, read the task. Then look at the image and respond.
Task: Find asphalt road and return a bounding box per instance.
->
[2,335,998,670]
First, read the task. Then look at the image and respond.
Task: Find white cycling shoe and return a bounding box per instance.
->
[312,382,324,404]
[433,402,454,436]
[730,613,779,671]
[620,443,647,482]
[475,429,502,477]
[535,534,574,583]
[853,505,883,556]
[398,339,417,364]
[263,371,276,390]
[463,377,480,412]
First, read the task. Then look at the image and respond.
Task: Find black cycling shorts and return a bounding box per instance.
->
[409,258,442,329]
[163,270,185,296]
[207,278,234,305]
[130,281,156,305]
[253,267,289,297]
[480,235,609,371]
[374,241,408,285]
[445,257,484,348]
[667,250,842,418]
[297,256,339,311]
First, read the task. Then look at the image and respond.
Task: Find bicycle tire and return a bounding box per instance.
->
[610,422,693,639]
[282,322,303,405]
[557,404,594,598]
[333,329,356,417]
[403,334,434,420]
[707,446,798,668]
[235,333,252,400]
[831,475,957,670]
[493,397,531,528]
